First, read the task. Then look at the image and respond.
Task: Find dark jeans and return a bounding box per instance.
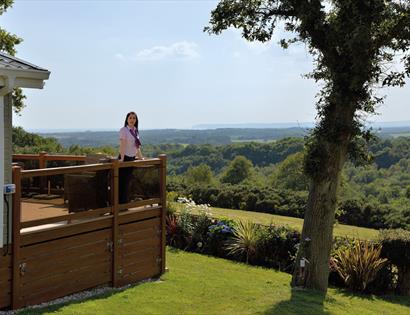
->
[119,155,135,204]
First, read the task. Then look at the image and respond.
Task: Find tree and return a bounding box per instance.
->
[185,164,214,186]
[206,0,410,292]
[271,151,309,191]
[0,0,25,113]
[221,155,253,184]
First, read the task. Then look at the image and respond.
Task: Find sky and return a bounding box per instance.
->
[2,0,410,131]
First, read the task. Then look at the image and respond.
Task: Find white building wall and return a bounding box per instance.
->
[4,93,12,247]
[0,95,4,247]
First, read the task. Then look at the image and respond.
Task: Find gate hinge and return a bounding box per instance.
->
[19,262,27,276]
[107,241,114,252]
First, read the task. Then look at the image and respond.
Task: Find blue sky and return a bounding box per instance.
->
[3,0,410,130]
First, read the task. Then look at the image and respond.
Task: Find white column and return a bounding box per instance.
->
[0,96,4,248]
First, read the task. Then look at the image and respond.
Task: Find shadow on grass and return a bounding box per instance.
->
[264,287,330,315]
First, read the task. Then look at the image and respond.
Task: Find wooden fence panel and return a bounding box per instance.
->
[0,247,12,309]
[117,217,162,287]
[18,228,112,307]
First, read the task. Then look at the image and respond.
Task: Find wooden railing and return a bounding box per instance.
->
[13,152,87,167]
[6,155,167,309]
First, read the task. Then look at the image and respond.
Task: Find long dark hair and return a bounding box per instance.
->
[124,111,139,132]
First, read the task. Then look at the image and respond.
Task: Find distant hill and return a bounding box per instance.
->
[192,122,315,129]
[192,121,410,129]
[37,125,410,148]
[38,128,309,147]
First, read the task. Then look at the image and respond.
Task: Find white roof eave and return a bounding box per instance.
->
[0,67,50,92]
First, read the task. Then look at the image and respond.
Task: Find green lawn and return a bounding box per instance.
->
[181,204,378,240]
[22,249,410,315]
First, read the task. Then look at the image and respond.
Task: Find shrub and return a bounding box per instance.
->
[379,229,410,295]
[226,220,259,263]
[333,240,388,292]
[255,225,300,272]
[190,204,213,253]
[206,220,234,257]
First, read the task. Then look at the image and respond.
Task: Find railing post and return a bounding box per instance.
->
[159,154,167,273]
[11,166,22,309]
[39,151,47,194]
[110,159,120,287]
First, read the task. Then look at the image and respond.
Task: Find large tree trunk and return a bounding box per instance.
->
[291,93,355,291]
[291,140,349,291]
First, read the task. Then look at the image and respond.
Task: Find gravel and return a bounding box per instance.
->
[0,278,161,314]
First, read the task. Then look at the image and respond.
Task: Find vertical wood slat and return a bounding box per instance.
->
[111,159,119,287]
[11,166,22,309]
[159,154,167,273]
[38,151,47,194]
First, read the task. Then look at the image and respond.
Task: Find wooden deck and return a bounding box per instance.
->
[1,154,167,310]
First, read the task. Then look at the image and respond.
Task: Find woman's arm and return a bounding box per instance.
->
[136,147,144,160]
[119,138,126,161]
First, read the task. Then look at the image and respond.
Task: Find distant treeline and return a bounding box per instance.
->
[36,126,410,147]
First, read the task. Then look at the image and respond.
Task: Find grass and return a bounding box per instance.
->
[21,248,410,315]
[178,204,378,240]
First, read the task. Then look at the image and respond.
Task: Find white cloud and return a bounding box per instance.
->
[134,41,200,61]
[114,53,125,61]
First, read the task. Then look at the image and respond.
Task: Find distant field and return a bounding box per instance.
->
[390,133,410,138]
[231,139,277,143]
[177,204,378,240]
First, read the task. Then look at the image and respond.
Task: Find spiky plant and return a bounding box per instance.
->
[333,240,388,292]
[226,220,259,264]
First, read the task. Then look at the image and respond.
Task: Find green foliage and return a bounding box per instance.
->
[12,126,63,153]
[379,229,410,295]
[221,155,253,184]
[0,0,26,113]
[333,240,388,292]
[185,164,214,186]
[378,229,410,268]
[226,220,259,263]
[255,225,300,272]
[271,152,309,191]
[177,183,308,218]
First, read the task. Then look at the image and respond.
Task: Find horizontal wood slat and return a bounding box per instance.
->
[20,263,111,307]
[20,207,112,229]
[12,154,41,160]
[21,216,112,246]
[21,228,111,259]
[121,237,161,254]
[21,163,111,178]
[0,252,12,309]
[21,260,111,296]
[0,293,11,310]
[120,247,161,269]
[119,217,161,235]
[118,207,161,225]
[118,199,161,211]
[118,159,161,168]
[44,155,86,162]
[22,252,111,284]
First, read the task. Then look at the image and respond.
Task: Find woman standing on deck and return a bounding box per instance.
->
[118,111,144,204]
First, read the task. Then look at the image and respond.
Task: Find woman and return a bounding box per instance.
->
[119,111,143,162]
[118,111,144,204]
